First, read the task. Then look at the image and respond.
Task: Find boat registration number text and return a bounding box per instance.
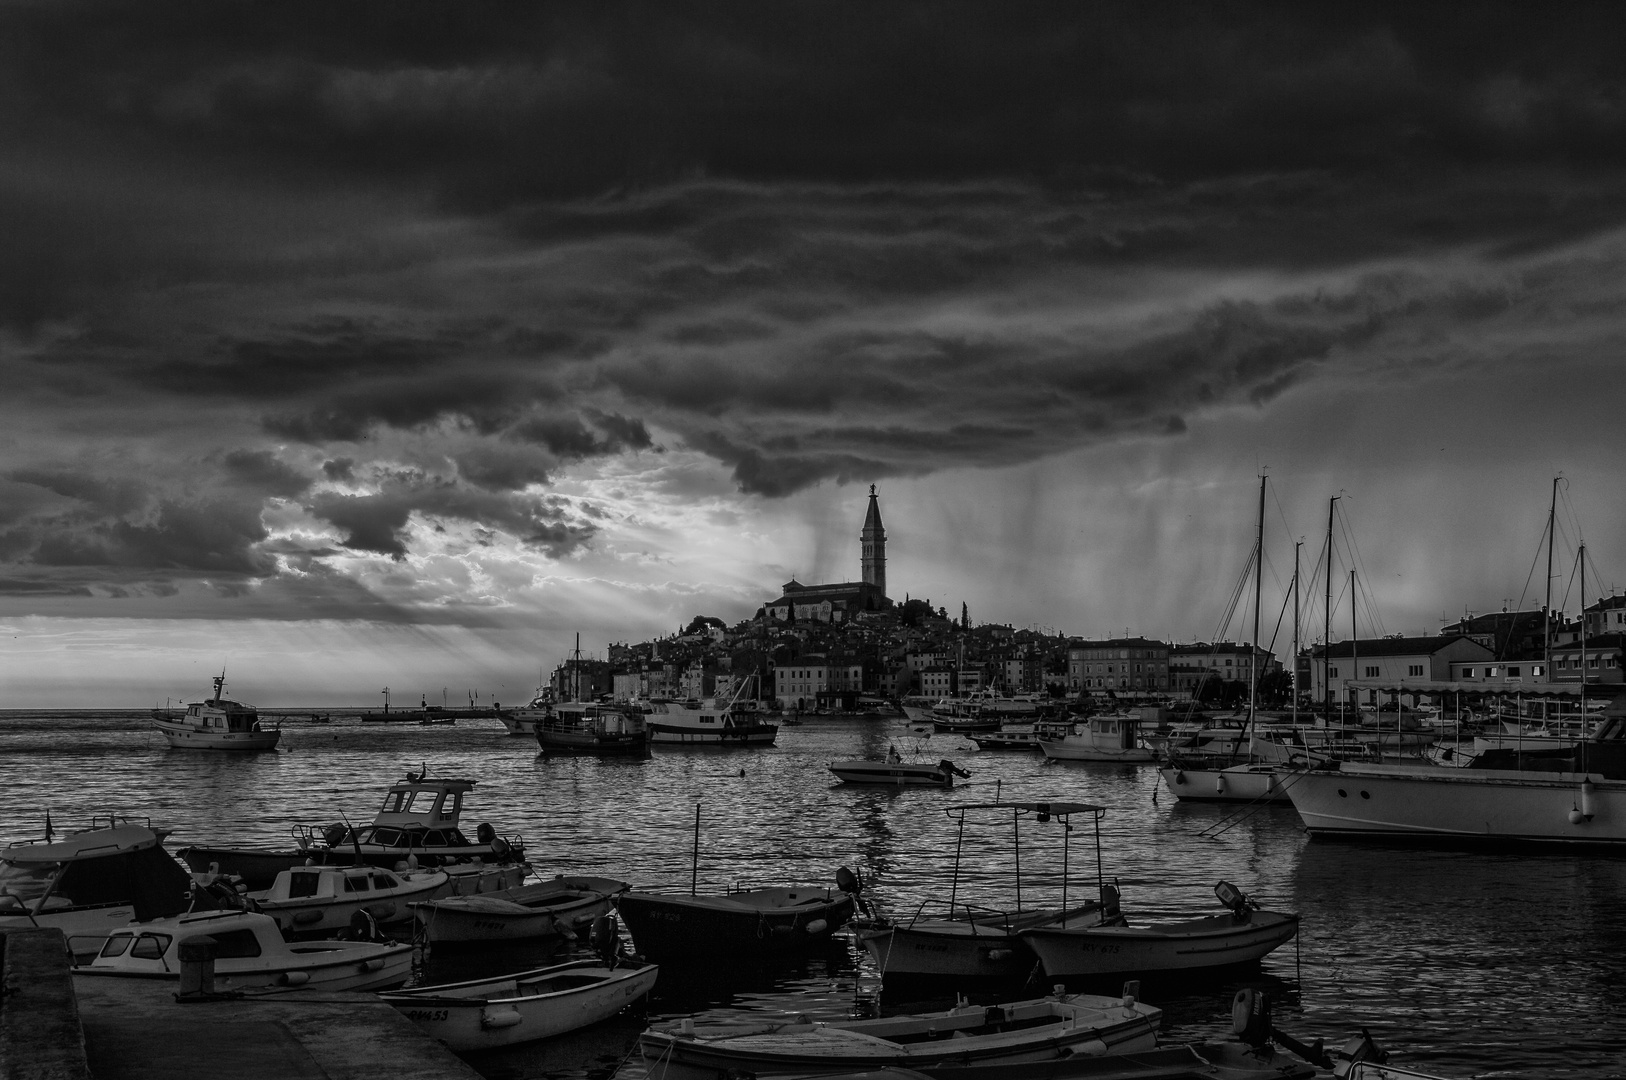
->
[405,1009,450,1022]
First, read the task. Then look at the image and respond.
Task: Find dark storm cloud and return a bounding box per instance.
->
[5,1,1626,620]
[221,449,311,497]
[307,476,597,559]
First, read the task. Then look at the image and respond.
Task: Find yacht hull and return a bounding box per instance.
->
[1286,763,1626,846]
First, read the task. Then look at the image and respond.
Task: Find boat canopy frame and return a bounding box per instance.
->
[936,801,1108,931]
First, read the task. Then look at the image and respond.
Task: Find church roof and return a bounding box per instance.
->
[862,485,884,534]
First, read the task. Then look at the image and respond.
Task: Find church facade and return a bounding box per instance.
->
[765,486,890,624]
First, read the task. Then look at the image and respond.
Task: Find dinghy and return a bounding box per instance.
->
[1021,882,1298,980]
[639,988,1161,1080]
[382,952,657,1051]
[411,875,628,944]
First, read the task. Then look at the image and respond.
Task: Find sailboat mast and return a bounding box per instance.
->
[1350,569,1358,718]
[1293,540,1302,725]
[1250,474,1265,725]
[574,632,581,701]
[1579,543,1587,717]
[1324,496,1339,723]
[1545,477,1558,681]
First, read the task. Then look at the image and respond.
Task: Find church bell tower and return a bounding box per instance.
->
[861,485,887,598]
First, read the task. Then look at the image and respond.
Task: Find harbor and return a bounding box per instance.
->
[4,708,1626,1078]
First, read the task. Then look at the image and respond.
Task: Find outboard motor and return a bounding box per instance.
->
[589,914,622,967]
[476,822,496,845]
[940,760,973,779]
[347,908,382,942]
[323,822,349,849]
[836,865,871,917]
[1233,989,1332,1068]
[1215,880,1256,919]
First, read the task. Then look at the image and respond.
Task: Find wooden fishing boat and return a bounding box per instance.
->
[854,802,1120,982]
[1037,714,1157,762]
[150,674,280,752]
[1021,882,1298,980]
[75,909,412,991]
[412,875,628,944]
[535,700,652,756]
[382,956,658,1052]
[638,989,1162,1080]
[617,882,856,965]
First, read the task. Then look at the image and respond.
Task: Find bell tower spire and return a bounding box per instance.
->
[861,484,887,598]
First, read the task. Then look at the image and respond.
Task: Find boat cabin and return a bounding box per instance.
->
[0,823,193,922]
[264,866,412,903]
[372,778,476,831]
[87,910,282,973]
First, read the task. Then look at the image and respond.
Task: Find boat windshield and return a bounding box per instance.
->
[0,861,54,903]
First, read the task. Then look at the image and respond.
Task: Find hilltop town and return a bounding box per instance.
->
[547,488,1625,712]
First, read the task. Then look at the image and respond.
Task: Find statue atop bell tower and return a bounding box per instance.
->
[861,484,886,598]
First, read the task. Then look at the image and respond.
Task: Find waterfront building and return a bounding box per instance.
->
[1447,657,1550,686]
[1067,638,1170,694]
[1311,635,1491,706]
[1549,634,1624,686]
[1438,609,1548,660]
[773,655,864,710]
[1584,596,1626,637]
[1168,641,1278,683]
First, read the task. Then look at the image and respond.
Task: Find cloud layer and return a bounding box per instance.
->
[3,3,1626,652]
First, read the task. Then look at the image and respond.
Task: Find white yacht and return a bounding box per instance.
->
[150,674,280,751]
[636,680,778,745]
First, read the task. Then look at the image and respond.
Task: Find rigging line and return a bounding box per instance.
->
[1335,501,1387,638]
[1264,571,1295,657]
[1209,545,1257,646]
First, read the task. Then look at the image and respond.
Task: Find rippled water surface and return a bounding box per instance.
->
[5,711,1626,1079]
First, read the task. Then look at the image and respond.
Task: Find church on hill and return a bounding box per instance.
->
[764,486,890,624]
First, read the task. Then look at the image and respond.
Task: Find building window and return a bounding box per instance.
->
[1507,666,1521,677]
[1461,667,1474,678]
[1364,666,1379,678]
[1329,666,1338,678]
[1407,665,1423,677]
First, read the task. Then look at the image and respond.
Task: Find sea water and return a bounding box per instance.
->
[4,710,1624,1079]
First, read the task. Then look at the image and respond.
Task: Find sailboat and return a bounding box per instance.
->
[1158,476,1313,804]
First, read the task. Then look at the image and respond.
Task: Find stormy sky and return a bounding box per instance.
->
[4,2,1626,704]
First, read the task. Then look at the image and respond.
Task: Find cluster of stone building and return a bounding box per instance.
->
[546,488,1626,708]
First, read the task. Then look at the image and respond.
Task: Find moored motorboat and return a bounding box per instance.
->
[250,864,454,938]
[150,674,280,752]
[0,820,195,953]
[1038,714,1157,763]
[382,953,658,1052]
[638,988,1162,1080]
[178,772,527,888]
[412,874,628,945]
[1020,882,1298,981]
[75,909,412,991]
[617,876,858,966]
[830,748,970,787]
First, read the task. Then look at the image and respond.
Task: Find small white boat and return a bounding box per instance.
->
[75,909,412,991]
[495,688,550,736]
[830,750,970,787]
[1038,714,1157,762]
[0,821,195,952]
[638,989,1162,1080]
[150,674,280,752]
[412,875,628,944]
[251,864,454,937]
[1021,882,1299,980]
[382,956,658,1052]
